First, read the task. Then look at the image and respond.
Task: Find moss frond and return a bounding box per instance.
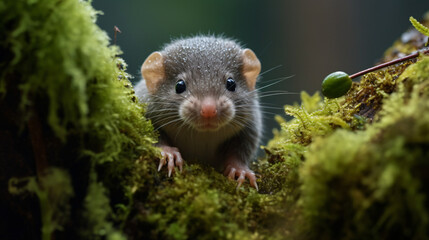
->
[276,92,349,146]
[410,16,429,37]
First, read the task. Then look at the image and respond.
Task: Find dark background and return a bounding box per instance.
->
[93,0,428,144]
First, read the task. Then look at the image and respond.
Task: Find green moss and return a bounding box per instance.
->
[267,91,349,147]
[410,16,429,37]
[81,176,126,240]
[1,0,157,239]
[2,1,429,239]
[0,0,157,158]
[9,168,74,240]
[298,57,429,240]
[260,14,429,239]
[133,165,259,240]
[383,13,429,62]
[342,60,415,123]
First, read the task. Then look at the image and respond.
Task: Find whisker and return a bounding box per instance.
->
[259,65,282,76]
[263,75,296,83]
[154,118,183,131]
[259,92,298,98]
[174,120,189,141]
[146,109,178,113]
[258,90,297,96]
[149,113,178,119]
[152,115,180,125]
[252,75,295,93]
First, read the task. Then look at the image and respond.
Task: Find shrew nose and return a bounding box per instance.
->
[200,97,217,118]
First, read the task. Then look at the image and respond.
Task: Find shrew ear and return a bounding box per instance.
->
[241,48,261,90]
[141,51,165,94]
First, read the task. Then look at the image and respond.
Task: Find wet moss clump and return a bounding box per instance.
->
[1,0,157,239]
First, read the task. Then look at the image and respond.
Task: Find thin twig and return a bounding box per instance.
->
[350,48,429,79]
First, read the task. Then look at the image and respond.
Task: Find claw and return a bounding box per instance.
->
[175,153,184,172]
[254,182,259,191]
[246,172,258,191]
[157,146,184,177]
[227,168,237,180]
[167,153,174,177]
[236,171,245,189]
[224,159,259,191]
[158,152,167,171]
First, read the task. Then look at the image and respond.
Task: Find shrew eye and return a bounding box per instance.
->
[226,78,236,92]
[175,80,186,94]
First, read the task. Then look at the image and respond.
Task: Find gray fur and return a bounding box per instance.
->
[134,35,262,170]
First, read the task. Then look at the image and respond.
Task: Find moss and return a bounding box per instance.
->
[261,14,429,240]
[410,16,429,38]
[81,176,126,240]
[128,161,300,240]
[297,56,429,240]
[0,0,157,156]
[342,59,415,122]
[130,165,258,240]
[1,0,157,239]
[9,168,74,240]
[2,1,429,240]
[268,91,350,147]
[383,13,429,62]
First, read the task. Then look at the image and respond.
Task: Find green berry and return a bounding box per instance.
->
[322,71,352,98]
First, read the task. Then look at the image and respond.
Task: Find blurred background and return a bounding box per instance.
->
[93,0,428,144]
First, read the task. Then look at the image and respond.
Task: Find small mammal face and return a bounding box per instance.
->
[142,36,260,133]
[136,36,262,189]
